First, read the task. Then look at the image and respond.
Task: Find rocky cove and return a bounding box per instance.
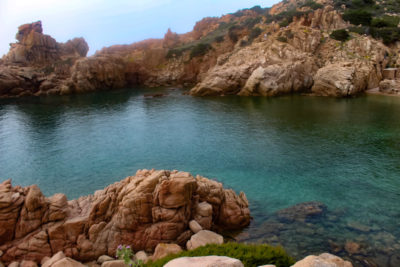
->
[1,0,400,266]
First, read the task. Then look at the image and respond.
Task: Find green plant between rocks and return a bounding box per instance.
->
[116,245,143,267]
[330,29,350,41]
[144,243,295,267]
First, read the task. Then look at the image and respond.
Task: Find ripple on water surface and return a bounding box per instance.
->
[1,88,400,266]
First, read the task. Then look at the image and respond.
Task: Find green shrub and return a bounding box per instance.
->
[145,243,295,267]
[279,19,289,27]
[371,15,400,28]
[249,27,262,40]
[166,48,185,59]
[190,43,211,58]
[370,27,400,44]
[301,0,323,10]
[228,25,242,42]
[342,10,372,26]
[214,35,225,43]
[330,29,350,41]
[243,17,262,29]
[276,36,288,42]
[348,26,369,35]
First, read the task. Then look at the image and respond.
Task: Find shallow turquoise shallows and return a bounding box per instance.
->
[1,88,400,265]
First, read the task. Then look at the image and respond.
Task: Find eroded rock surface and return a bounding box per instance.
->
[0,170,250,265]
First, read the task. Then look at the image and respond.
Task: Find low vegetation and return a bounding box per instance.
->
[145,243,295,267]
[333,0,400,44]
[330,29,350,41]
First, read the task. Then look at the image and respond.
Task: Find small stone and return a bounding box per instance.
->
[345,241,361,255]
[164,256,244,267]
[186,230,224,250]
[135,251,148,263]
[52,257,85,267]
[152,243,182,261]
[8,262,20,267]
[20,261,37,267]
[189,220,203,234]
[176,230,193,247]
[292,253,352,267]
[101,260,126,267]
[97,255,114,265]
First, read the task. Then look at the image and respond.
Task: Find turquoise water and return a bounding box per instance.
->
[1,88,400,266]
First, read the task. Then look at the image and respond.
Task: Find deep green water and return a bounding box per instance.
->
[1,88,400,266]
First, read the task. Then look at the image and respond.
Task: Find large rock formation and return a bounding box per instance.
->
[0,169,250,265]
[0,1,397,99]
[4,21,88,65]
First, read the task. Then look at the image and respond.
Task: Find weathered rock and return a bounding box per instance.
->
[52,257,85,267]
[69,56,127,93]
[42,251,66,267]
[134,251,148,263]
[0,170,249,265]
[189,220,203,234]
[238,62,314,96]
[20,261,37,267]
[96,255,113,265]
[379,79,400,94]
[4,21,87,65]
[40,257,50,265]
[277,201,326,222]
[312,62,373,97]
[152,243,182,261]
[164,256,244,267]
[186,230,224,250]
[292,253,353,267]
[100,260,125,267]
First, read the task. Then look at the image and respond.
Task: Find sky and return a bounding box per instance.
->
[0,0,280,57]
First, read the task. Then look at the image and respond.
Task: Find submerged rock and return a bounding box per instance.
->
[0,170,250,265]
[277,201,326,223]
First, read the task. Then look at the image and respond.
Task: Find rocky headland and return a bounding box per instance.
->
[1,0,400,99]
[0,169,250,265]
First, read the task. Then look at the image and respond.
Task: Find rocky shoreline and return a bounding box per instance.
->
[0,169,358,267]
[1,0,400,99]
[0,169,250,265]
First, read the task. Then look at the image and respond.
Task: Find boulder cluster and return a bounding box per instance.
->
[0,169,250,265]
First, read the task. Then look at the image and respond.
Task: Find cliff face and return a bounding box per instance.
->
[0,0,399,98]
[0,170,250,264]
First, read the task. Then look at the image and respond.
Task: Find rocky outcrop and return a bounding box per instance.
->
[0,1,396,99]
[311,61,373,97]
[0,169,250,265]
[379,79,400,94]
[3,21,88,66]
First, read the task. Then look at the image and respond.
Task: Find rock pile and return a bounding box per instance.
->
[0,169,250,265]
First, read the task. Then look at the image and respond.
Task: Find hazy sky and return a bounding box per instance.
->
[0,0,280,56]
